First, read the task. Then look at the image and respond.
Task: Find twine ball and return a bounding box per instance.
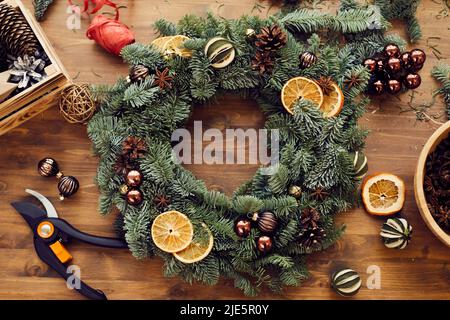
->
[59,83,96,124]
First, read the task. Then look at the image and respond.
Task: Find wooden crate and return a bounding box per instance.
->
[0,0,71,135]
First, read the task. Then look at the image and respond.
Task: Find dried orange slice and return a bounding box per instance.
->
[362,173,406,216]
[281,77,324,114]
[320,81,344,118]
[163,35,193,58]
[173,223,214,264]
[151,210,194,253]
[150,36,173,52]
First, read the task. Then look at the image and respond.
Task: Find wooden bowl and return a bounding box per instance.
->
[414,121,450,247]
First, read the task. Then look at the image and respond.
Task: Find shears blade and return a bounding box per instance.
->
[11,201,48,229]
[25,189,58,218]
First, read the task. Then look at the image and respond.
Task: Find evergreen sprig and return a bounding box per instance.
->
[374,0,422,43]
[431,63,450,119]
[33,0,53,21]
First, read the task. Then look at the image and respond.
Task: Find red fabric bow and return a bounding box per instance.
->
[69,0,120,20]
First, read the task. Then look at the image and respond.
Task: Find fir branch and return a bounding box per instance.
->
[121,44,164,69]
[153,19,177,36]
[123,78,159,108]
[34,0,53,21]
[232,196,264,214]
[431,63,450,119]
[374,0,422,43]
[281,9,333,33]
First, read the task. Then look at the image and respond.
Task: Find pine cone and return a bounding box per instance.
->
[0,3,41,57]
[251,51,274,75]
[8,54,46,91]
[122,136,147,160]
[297,227,327,249]
[300,208,321,230]
[255,24,287,52]
[0,43,7,72]
[114,155,134,176]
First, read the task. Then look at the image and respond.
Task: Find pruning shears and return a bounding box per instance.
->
[11,189,128,300]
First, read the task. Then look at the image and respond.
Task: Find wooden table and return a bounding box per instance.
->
[0,0,449,300]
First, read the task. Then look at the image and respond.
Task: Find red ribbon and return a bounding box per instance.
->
[68,0,120,20]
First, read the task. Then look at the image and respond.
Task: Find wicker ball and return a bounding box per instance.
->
[59,83,96,124]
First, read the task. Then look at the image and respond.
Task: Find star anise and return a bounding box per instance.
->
[122,136,147,160]
[251,51,274,75]
[316,76,334,96]
[439,161,450,186]
[344,72,364,90]
[154,68,173,90]
[310,187,330,201]
[153,194,171,209]
[300,207,321,230]
[424,175,435,194]
[424,136,450,231]
[431,205,449,230]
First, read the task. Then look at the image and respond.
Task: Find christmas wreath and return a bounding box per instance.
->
[87,1,411,295]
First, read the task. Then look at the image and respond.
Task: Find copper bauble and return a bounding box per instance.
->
[299,52,317,69]
[126,189,143,206]
[257,236,273,253]
[410,63,424,73]
[375,59,385,73]
[127,65,150,83]
[252,211,278,234]
[370,79,385,95]
[404,73,421,89]
[58,176,79,200]
[386,79,402,94]
[400,52,412,69]
[235,218,251,237]
[410,49,426,67]
[386,57,402,74]
[126,170,143,187]
[363,58,377,73]
[38,158,62,178]
[383,43,400,58]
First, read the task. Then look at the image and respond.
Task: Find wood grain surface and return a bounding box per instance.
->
[0,0,449,300]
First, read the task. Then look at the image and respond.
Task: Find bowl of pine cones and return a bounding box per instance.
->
[414,121,450,247]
